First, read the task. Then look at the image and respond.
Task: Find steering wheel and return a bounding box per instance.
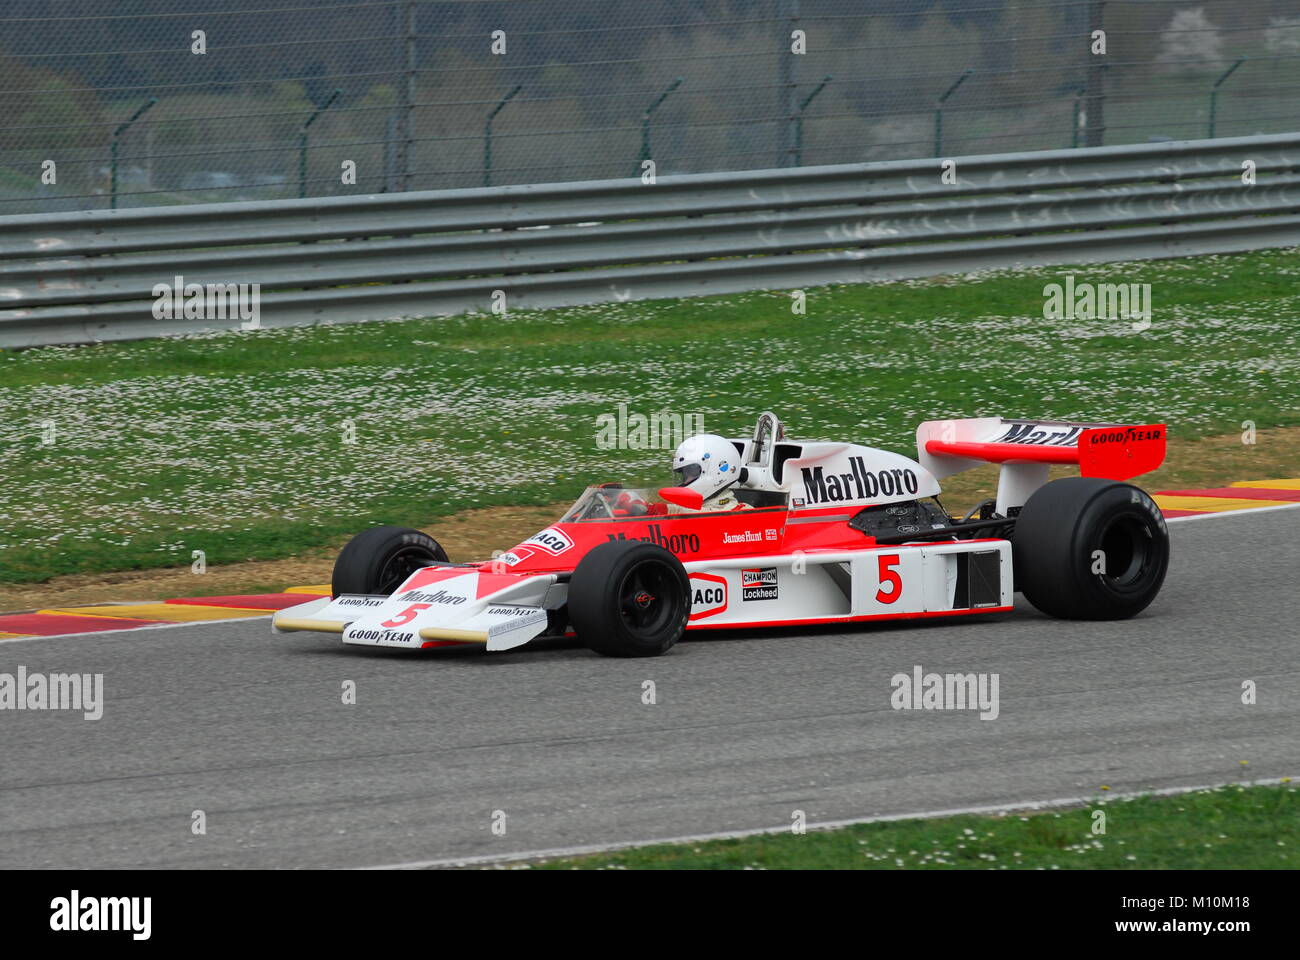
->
[580,492,617,520]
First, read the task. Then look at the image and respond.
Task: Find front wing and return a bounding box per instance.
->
[273,567,562,651]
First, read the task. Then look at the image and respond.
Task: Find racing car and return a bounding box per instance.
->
[273,412,1170,657]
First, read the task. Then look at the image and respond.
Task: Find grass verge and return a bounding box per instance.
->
[524,781,1297,870]
[2,247,1299,584]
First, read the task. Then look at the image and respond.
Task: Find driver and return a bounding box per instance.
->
[669,434,751,512]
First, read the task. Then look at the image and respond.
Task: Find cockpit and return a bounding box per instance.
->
[559,485,671,522]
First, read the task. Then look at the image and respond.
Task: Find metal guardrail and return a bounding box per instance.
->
[2,132,1299,348]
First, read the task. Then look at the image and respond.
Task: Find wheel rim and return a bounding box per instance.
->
[616,561,678,638]
[1095,514,1156,591]
[376,545,441,594]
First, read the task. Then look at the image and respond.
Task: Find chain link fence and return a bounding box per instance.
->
[2,0,1298,213]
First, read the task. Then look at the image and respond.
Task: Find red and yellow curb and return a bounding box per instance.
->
[0,481,1295,641]
[1152,478,1300,519]
[0,589,330,640]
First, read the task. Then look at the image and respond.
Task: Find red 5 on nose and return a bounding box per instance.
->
[381,603,431,628]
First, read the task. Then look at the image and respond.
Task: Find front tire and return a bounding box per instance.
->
[1013,477,1169,619]
[331,525,448,597]
[568,540,689,657]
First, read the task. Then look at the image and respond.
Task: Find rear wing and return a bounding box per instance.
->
[916,418,1166,513]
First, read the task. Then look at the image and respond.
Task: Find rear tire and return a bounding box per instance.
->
[1013,477,1169,619]
[568,540,689,657]
[332,526,448,598]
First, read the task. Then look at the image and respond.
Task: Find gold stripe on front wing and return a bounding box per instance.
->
[274,616,347,633]
[418,627,490,643]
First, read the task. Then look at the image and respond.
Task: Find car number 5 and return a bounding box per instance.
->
[875,554,902,604]
[381,603,432,628]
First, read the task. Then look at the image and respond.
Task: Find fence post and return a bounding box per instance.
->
[636,77,683,177]
[933,69,971,158]
[484,84,522,187]
[1209,57,1247,139]
[298,89,341,199]
[394,0,416,192]
[110,97,157,209]
[793,75,831,166]
[1084,0,1106,147]
[1071,84,1086,148]
[777,0,801,167]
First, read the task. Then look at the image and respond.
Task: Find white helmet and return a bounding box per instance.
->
[672,434,741,500]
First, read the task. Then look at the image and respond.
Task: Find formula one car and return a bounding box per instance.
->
[273,412,1170,657]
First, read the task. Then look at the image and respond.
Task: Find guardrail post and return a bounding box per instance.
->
[1208,57,1246,139]
[483,84,522,188]
[793,75,831,167]
[636,77,683,177]
[299,88,341,199]
[110,97,157,209]
[934,69,971,158]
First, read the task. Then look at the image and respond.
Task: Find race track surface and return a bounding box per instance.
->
[2,509,1296,869]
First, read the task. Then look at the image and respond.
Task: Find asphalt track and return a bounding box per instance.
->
[2,508,1297,869]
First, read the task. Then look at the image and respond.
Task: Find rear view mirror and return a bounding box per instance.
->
[657,486,704,511]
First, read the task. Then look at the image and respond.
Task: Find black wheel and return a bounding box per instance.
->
[331,525,448,597]
[1012,477,1169,619]
[568,540,690,657]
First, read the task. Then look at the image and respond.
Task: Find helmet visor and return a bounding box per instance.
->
[673,463,702,487]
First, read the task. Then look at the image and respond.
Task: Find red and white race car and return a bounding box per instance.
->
[273,412,1170,657]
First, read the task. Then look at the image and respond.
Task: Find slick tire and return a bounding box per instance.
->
[331,525,448,598]
[1012,477,1169,620]
[568,540,690,657]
